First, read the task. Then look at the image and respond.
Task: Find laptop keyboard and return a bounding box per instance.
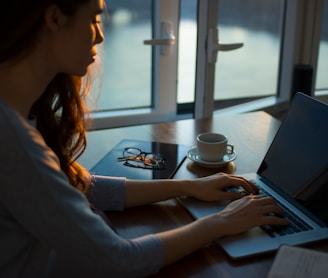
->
[224,185,313,237]
[259,189,313,237]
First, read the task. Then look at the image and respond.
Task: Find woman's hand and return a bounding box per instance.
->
[158,194,290,265]
[186,173,258,202]
[213,194,290,236]
[125,172,258,207]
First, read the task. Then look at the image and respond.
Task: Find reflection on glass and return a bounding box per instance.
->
[214,0,284,101]
[93,0,152,111]
[177,0,197,103]
[315,0,328,92]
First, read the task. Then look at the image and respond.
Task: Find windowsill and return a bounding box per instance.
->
[87,93,327,130]
[89,107,152,119]
[214,96,289,117]
[87,108,153,130]
[215,92,328,119]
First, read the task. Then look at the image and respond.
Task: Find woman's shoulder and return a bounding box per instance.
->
[0,99,43,143]
[0,99,34,135]
[0,98,60,170]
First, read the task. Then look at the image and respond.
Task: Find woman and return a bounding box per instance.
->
[0,0,289,277]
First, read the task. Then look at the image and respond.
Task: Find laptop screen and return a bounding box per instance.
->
[257,93,328,223]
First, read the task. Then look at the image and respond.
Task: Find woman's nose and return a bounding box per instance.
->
[95,24,104,45]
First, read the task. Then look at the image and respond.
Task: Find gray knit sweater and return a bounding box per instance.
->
[0,100,163,277]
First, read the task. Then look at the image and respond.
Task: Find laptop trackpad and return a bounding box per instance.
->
[218,227,279,259]
[177,197,230,219]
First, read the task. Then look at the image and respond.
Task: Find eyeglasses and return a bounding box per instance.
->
[117,147,167,170]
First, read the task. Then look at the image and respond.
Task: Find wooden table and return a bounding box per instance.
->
[79,111,328,277]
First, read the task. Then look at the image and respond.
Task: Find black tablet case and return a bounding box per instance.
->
[90,139,190,180]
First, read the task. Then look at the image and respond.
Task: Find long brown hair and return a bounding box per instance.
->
[30,74,91,192]
[1,0,94,193]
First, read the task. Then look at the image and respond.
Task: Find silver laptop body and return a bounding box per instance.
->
[180,93,328,259]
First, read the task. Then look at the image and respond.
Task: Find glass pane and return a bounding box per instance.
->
[315,0,328,92]
[214,0,284,101]
[92,1,152,111]
[177,0,198,104]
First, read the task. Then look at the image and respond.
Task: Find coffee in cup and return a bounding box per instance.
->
[196,132,234,162]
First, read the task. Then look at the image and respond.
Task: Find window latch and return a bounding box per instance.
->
[144,21,176,56]
[207,28,243,63]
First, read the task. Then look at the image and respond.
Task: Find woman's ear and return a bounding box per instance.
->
[44,5,68,32]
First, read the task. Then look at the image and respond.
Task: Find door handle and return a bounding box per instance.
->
[207,28,243,63]
[144,21,176,56]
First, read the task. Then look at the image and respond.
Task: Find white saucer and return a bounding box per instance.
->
[187,146,237,168]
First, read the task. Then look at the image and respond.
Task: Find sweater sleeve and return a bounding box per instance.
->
[0,102,165,277]
[86,175,126,211]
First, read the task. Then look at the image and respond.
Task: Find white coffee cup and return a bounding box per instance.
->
[196,133,234,162]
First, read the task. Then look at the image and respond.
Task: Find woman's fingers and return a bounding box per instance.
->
[218,173,259,194]
[219,195,291,235]
[226,195,289,223]
[230,176,259,193]
[224,191,248,200]
[254,197,291,225]
[261,203,284,216]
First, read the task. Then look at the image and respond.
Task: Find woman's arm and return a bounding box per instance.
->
[157,194,290,265]
[124,172,258,208]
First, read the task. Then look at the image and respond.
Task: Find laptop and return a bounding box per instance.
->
[179,92,328,259]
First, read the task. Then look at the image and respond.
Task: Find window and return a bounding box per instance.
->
[90,0,180,129]
[192,0,289,118]
[175,0,285,117]
[90,0,326,130]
